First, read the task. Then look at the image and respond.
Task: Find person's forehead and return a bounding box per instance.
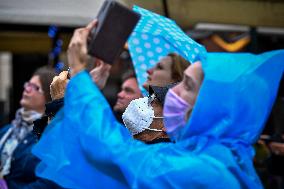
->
[159,55,171,64]
[30,75,41,85]
[123,77,138,88]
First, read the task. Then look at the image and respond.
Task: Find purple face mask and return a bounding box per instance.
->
[163,89,192,134]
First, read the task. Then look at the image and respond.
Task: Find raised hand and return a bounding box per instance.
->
[90,59,112,89]
[67,20,97,77]
[50,71,69,100]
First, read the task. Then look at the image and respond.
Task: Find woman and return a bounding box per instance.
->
[33,21,284,188]
[0,66,61,188]
[142,53,188,90]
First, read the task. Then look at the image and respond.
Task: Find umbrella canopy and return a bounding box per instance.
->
[128,6,207,95]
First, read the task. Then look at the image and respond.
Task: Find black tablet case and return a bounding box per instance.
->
[87,0,141,64]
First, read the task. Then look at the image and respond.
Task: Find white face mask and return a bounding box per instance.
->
[122,96,163,136]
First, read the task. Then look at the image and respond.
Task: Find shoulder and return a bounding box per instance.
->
[0,124,12,138]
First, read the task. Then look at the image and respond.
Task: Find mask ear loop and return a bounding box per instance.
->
[146,94,164,132]
[150,116,164,119]
[147,116,164,132]
[144,128,163,132]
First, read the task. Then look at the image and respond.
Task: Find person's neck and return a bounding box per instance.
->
[114,111,123,124]
[134,99,169,143]
[23,107,44,114]
[134,129,168,143]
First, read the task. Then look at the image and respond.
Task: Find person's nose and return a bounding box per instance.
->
[117,91,125,99]
[24,85,32,93]
[147,68,154,75]
[172,83,181,96]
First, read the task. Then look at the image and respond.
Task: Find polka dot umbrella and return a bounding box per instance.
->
[128,6,207,95]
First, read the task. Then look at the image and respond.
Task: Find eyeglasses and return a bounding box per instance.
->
[24,82,44,94]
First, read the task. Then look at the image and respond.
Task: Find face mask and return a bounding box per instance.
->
[122,96,163,136]
[163,89,192,133]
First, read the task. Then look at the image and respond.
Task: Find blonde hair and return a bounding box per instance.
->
[167,53,190,82]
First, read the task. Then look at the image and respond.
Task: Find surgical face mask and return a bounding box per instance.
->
[163,89,192,133]
[122,96,163,136]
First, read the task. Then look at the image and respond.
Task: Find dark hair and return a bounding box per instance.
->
[122,70,137,82]
[167,53,190,82]
[33,66,57,102]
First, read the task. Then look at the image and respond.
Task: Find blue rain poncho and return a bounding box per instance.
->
[32,50,284,189]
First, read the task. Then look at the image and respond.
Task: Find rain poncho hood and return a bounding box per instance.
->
[171,50,284,143]
[32,50,284,189]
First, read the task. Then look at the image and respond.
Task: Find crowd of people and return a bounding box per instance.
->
[0,7,283,189]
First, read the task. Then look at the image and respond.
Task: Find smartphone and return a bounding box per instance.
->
[87,0,141,64]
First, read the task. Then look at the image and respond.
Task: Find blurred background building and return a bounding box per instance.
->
[0,0,283,188]
[0,0,283,140]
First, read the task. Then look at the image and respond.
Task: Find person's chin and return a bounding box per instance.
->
[20,99,32,110]
[19,99,26,107]
[142,82,150,91]
[113,104,123,113]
